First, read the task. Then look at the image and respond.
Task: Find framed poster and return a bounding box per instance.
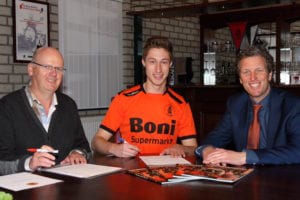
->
[13,0,49,62]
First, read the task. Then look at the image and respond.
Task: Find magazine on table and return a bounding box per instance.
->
[127,164,254,185]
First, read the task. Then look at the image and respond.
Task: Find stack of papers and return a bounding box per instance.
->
[0,164,123,191]
[0,172,62,191]
[42,163,123,178]
[128,164,254,185]
[139,155,191,166]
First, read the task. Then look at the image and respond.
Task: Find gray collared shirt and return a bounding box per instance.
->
[25,86,57,132]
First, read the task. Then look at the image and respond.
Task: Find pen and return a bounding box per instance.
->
[118,138,128,144]
[116,134,140,156]
[116,132,128,144]
[27,148,59,154]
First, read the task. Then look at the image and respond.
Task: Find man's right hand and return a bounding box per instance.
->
[109,143,140,158]
[202,145,216,160]
[29,145,56,171]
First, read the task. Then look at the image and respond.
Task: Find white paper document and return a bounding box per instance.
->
[0,172,62,191]
[42,163,122,178]
[139,155,191,166]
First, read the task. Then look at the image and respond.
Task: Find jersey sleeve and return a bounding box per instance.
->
[100,94,125,134]
[177,102,197,140]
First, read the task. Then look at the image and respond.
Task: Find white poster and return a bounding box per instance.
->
[14,0,49,62]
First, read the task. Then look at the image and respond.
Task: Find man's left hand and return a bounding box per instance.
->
[60,151,87,165]
[159,144,186,157]
[203,148,246,166]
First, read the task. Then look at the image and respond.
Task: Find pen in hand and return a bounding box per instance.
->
[118,138,128,144]
[27,148,59,154]
[116,132,128,144]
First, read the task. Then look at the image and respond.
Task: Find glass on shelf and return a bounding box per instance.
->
[280,62,290,85]
[224,40,233,52]
[211,41,219,52]
[203,53,216,85]
[290,34,300,85]
[203,40,237,85]
[206,40,235,53]
[292,33,300,47]
[292,34,300,65]
[290,71,300,85]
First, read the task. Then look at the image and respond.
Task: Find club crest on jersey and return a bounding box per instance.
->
[165,104,174,116]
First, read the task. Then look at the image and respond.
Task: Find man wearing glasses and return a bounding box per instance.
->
[0,47,91,175]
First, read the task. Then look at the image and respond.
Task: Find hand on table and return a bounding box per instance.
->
[160,144,186,157]
[203,147,246,166]
[60,151,87,165]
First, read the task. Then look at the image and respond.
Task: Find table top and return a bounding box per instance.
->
[3,154,300,200]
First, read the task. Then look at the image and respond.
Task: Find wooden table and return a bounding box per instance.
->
[4,154,300,200]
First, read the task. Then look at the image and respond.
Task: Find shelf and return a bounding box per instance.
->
[256,33,276,36]
[127,0,244,18]
[200,3,300,29]
[200,3,300,86]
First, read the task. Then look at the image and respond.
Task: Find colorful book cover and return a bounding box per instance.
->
[127,165,254,184]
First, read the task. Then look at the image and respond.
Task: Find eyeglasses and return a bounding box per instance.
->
[31,61,66,73]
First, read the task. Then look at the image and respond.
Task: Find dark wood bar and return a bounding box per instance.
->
[174,85,300,143]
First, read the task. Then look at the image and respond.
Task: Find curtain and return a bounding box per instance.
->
[59,0,123,109]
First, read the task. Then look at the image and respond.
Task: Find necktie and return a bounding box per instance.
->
[247,104,262,149]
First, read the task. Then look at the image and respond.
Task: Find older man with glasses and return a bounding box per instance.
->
[0,47,91,175]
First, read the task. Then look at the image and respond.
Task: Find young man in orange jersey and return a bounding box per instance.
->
[92,36,197,157]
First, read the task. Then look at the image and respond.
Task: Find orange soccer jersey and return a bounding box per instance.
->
[101,85,196,155]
